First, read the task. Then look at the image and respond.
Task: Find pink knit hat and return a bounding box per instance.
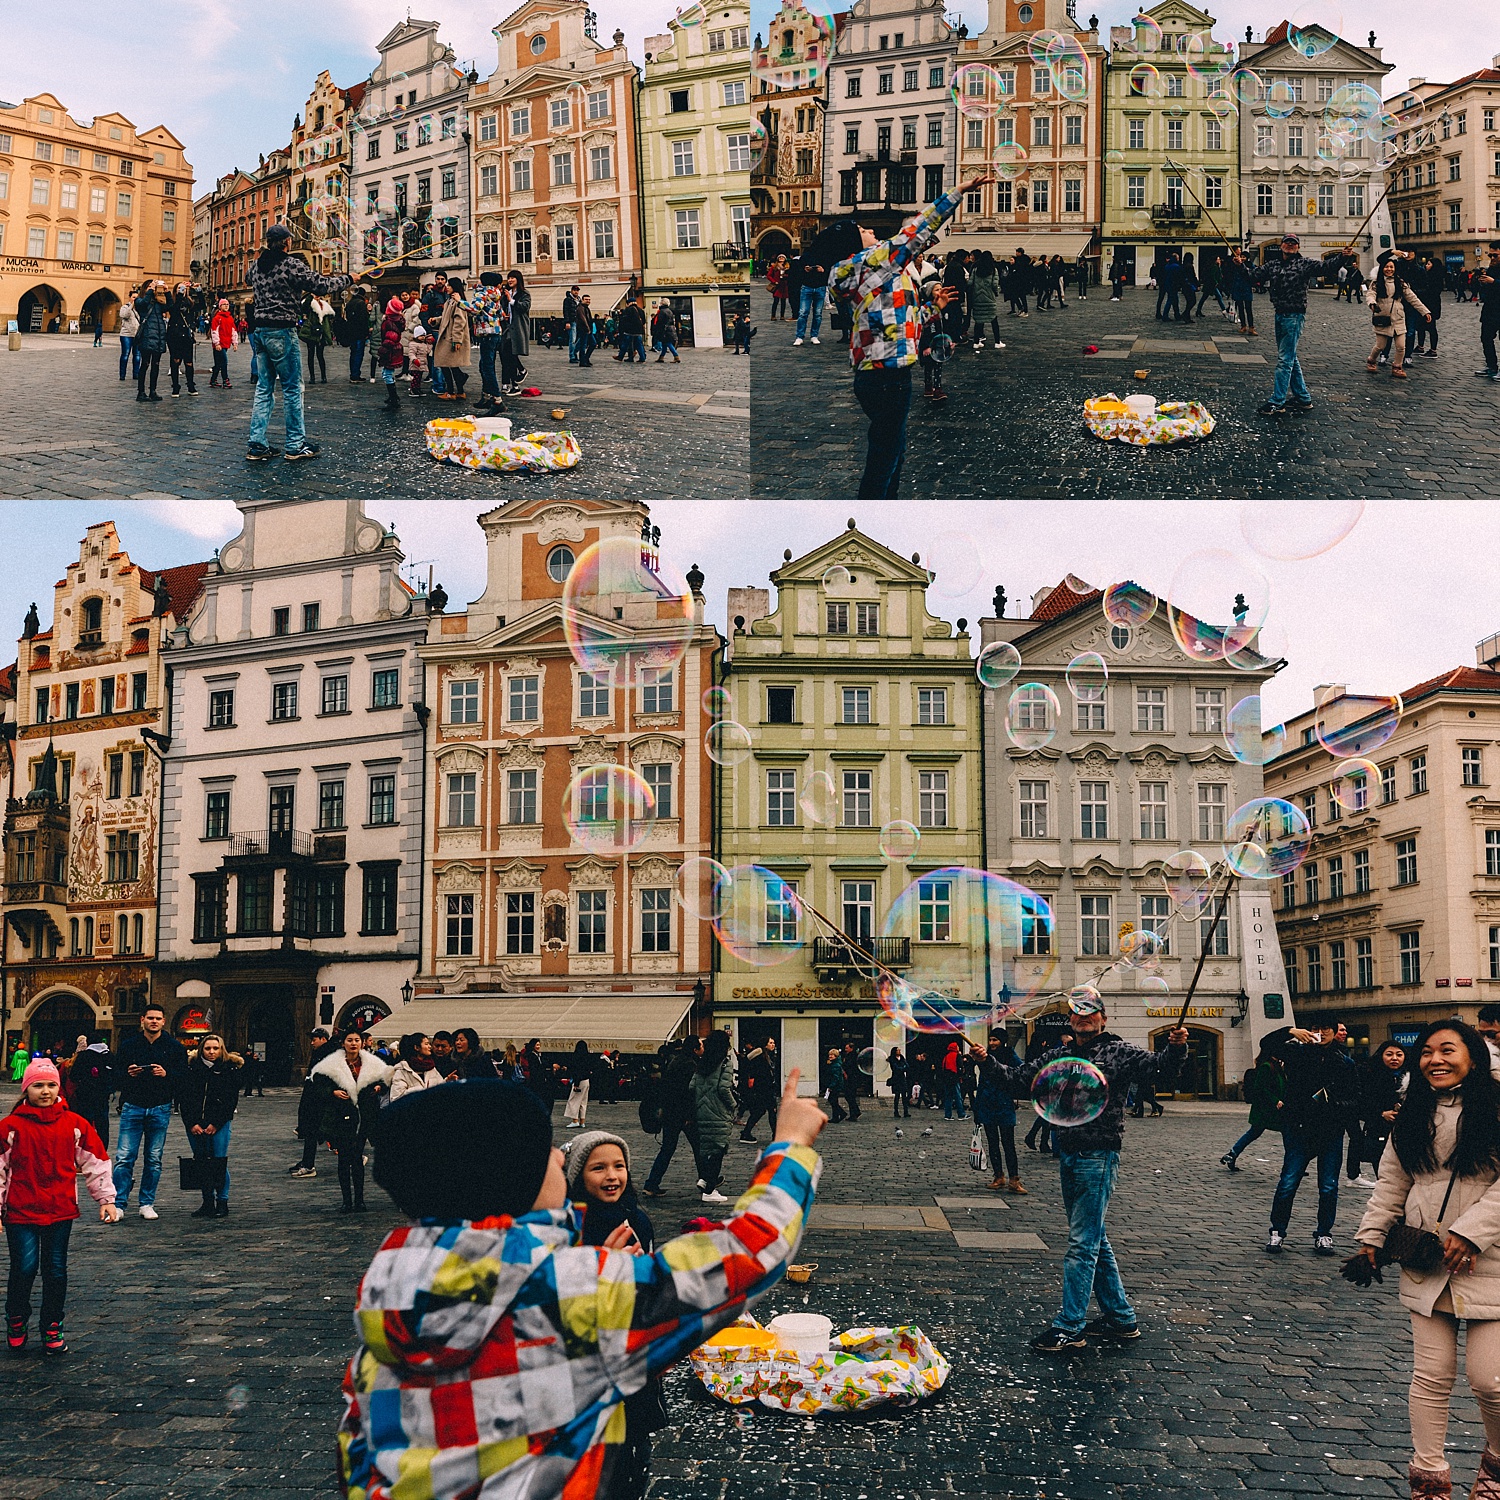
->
[20,1057,60,1091]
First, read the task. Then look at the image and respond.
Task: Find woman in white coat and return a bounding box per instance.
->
[387,1032,442,1101]
[1355,1020,1500,1499]
[311,1033,392,1212]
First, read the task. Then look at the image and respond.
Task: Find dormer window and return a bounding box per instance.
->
[79,598,103,644]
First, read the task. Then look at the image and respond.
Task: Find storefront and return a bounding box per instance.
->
[3,256,134,335]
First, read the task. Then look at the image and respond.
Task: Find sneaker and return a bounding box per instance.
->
[701,1189,730,1204]
[1314,1235,1336,1257]
[288,1166,316,1178]
[1479,369,1500,379]
[1083,1318,1141,1342]
[792,337,804,346]
[41,1322,66,1356]
[216,1204,230,1217]
[1220,1153,1238,1171]
[738,1134,757,1144]
[7,1317,25,1353]
[993,341,1006,349]
[1354,1175,1379,1188]
[140,1205,159,1220]
[1266,1229,1285,1254]
[1256,402,1287,417]
[1288,399,1314,411]
[245,443,273,462]
[810,336,820,345]
[283,443,320,461]
[640,1186,665,1198]
[1030,1327,1088,1355]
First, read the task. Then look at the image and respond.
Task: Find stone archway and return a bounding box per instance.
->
[1150,1022,1222,1098]
[17,283,65,333]
[25,989,101,1054]
[81,287,121,334]
[754,229,793,269]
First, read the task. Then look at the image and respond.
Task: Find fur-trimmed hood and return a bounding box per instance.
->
[312,1050,392,1098]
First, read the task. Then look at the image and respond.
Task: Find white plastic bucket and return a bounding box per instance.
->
[767,1312,834,1359]
[471,416,513,439]
[1124,394,1157,419]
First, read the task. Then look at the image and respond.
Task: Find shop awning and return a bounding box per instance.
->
[936,229,1096,259]
[367,991,695,1054]
[527,281,633,318]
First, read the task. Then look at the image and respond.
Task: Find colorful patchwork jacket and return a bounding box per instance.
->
[337,1141,820,1499]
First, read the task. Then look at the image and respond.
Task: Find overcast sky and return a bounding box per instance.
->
[0,499,1488,727]
[3,3,1489,188]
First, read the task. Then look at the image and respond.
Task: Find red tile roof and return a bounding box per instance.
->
[0,661,15,700]
[1263,20,1290,44]
[1030,578,1104,623]
[135,561,210,622]
[1399,665,1500,705]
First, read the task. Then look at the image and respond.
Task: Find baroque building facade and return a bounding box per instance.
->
[288,71,367,276]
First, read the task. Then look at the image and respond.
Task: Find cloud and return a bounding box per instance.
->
[136,500,242,541]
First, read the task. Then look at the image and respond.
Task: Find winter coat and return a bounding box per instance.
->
[1224,259,1254,301]
[312,1051,392,1144]
[973,1046,1020,1128]
[134,291,169,354]
[247,248,351,328]
[0,1101,115,1226]
[379,308,406,370]
[337,1143,819,1500]
[652,306,678,342]
[300,294,334,347]
[1244,1056,1287,1132]
[656,1048,697,1127]
[178,1055,242,1132]
[1262,1028,1359,1146]
[387,1061,444,1101]
[113,1028,189,1109]
[690,1057,736,1153]
[433,297,472,368]
[1250,253,1324,315]
[209,310,237,350]
[66,1046,112,1112]
[887,1053,910,1094]
[618,301,645,337]
[969,270,1001,323]
[296,1039,340,1139]
[343,293,372,341]
[985,1031,1187,1154]
[118,301,140,338]
[506,287,531,355]
[166,294,197,357]
[1357,1092,1500,1320]
[1366,270,1429,328]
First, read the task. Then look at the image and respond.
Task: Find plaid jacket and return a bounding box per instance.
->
[830,190,961,372]
[337,1142,820,1500]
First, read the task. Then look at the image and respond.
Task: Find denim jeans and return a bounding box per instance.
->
[478,333,503,397]
[5,1220,72,1326]
[568,322,580,362]
[1270,312,1311,405]
[852,365,913,498]
[942,1075,966,1120]
[1055,1149,1135,1334]
[658,340,679,358]
[348,338,367,380]
[1270,1128,1341,1237]
[1228,1125,1266,1159]
[248,329,261,384]
[248,328,306,451]
[113,1101,172,1207]
[118,335,136,380]
[186,1120,232,1206]
[619,333,646,362]
[795,285,824,340]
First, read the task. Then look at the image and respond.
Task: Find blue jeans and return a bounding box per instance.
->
[619,333,646,362]
[1228,1125,1266,1160]
[568,322,580,362]
[1055,1149,1135,1334]
[430,362,446,393]
[118,335,136,379]
[1270,312,1311,406]
[478,333,503,397]
[348,339,367,380]
[248,328,306,451]
[852,365,912,498]
[795,285,824,340]
[942,1075,966,1119]
[5,1220,72,1327]
[1270,1128,1341,1237]
[113,1102,172,1207]
[187,1121,232,1206]
[248,329,261,383]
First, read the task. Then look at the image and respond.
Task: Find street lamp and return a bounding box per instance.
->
[400,978,413,1006]
[1230,987,1250,1027]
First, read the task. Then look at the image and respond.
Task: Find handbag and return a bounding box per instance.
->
[179,1154,228,1192]
[1383,1168,1460,1272]
[1371,312,1393,329]
[969,1129,991,1175]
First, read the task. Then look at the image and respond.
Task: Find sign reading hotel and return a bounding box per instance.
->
[1239,888,1295,1045]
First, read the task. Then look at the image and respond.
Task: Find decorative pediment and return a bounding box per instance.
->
[496,858,545,890]
[569,734,613,767]
[567,856,616,887]
[632,856,677,887]
[436,862,482,892]
[1126,747,1178,772]
[445,661,481,680]
[536,506,589,545]
[497,739,546,770]
[435,745,485,773]
[1006,748,1063,767]
[1185,746,1238,766]
[629,735,681,766]
[1073,859,1126,884]
[505,656,542,676]
[1066,742,1121,766]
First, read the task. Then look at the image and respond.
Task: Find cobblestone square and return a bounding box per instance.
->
[0,340,748,502]
[0,1086,1463,1498]
[749,284,1500,499]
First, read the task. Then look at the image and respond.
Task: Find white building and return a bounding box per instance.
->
[821,0,958,238]
[152,501,430,1084]
[350,17,474,289]
[981,575,1294,1097]
[1237,20,1394,268]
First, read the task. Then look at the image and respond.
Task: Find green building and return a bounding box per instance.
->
[1100,0,1242,286]
[715,520,984,1095]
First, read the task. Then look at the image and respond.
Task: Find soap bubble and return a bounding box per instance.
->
[976,640,1022,689]
[1224,618,1290,672]
[822,563,851,590]
[1047,34,1091,103]
[702,685,731,718]
[561,534,695,684]
[1119,927,1164,967]
[993,141,1029,178]
[1140,974,1171,996]
[879,820,921,861]
[1223,798,1313,879]
[1237,500,1364,561]
[389,72,410,121]
[1129,14,1164,52]
[1185,31,1234,84]
[923,530,982,598]
[1330,758,1379,814]
[1229,68,1263,106]
[712,865,804,967]
[878,868,1056,1033]
[1162,850,1213,916]
[676,856,729,921]
[1314,691,1402,758]
[564,765,655,854]
[799,770,837,826]
[1265,78,1297,118]
[705,721,753,767]
[1005,683,1059,750]
[749,117,768,170]
[1032,1058,1110,1127]
[1065,652,1108,699]
[1288,2,1342,58]
[1129,63,1163,99]
[227,1384,251,1415]
[952,63,1003,120]
[1102,580,1156,629]
[1105,148,1127,172]
[1225,695,1286,765]
[1166,548,1270,662]
[1027,30,1063,67]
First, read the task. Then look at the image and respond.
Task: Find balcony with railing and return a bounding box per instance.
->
[1151,203,1202,225]
[225,828,314,860]
[712,241,753,263]
[812,934,911,978]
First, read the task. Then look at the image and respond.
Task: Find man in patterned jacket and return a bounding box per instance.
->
[828,171,993,499]
[340,1071,825,1499]
[1249,231,1327,418]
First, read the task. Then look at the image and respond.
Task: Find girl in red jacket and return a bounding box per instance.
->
[209,299,238,389]
[1,1057,121,1355]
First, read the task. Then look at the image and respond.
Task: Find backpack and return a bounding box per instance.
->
[638,1092,663,1136]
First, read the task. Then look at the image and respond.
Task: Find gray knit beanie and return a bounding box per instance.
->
[564,1129,632,1198]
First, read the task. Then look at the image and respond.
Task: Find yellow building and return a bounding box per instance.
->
[639,3,753,346]
[0,93,194,335]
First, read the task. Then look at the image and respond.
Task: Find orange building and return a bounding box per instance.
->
[392,499,719,1059]
[206,147,292,307]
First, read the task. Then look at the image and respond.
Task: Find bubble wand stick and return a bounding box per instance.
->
[1172,826,1261,1030]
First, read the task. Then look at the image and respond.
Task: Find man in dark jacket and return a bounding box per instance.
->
[290,1028,337,1177]
[739,1037,781,1143]
[246,222,360,463]
[1476,242,1500,381]
[616,299,646,362]
[68,1036,113,1149]
[111,1003,190,1218]
[562,285,581,363]
[840,1040,863,1121]
[1262,1021,1359,1256]
[641,1038,700,1196]
[984,989,1188,1353]
[1250,232,1325,416]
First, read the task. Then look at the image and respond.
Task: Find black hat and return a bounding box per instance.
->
[480,272,503,287]
[266,223,292,245]
[374,1079,554,1221]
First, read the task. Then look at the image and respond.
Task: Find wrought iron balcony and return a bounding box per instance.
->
[812,935,911,976]
[1150,203,1202,225]
[712,241,753,262]
[226,828,313,859]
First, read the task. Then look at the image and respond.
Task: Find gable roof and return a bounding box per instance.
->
[1399,665,1500,706]
[1030,577,1104,624]
[136,561,211,621]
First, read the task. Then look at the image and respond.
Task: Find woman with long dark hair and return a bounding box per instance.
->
[133,282,169,401]
[1348,1041,1409,1187]
[691,1029,736,1204]
[311,1031,391,1212]
[501,269,529,392]
[1354,1021,1500,1498]
[564,1040,593,1128]
[451,1027,497,1080]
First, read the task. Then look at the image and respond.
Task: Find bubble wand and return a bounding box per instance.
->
[1162,153,1235,256]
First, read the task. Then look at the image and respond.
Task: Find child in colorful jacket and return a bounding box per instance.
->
[1,1057,122,1354]
[339,1071,824,1499]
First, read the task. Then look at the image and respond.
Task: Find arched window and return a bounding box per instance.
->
[80,597,103,640]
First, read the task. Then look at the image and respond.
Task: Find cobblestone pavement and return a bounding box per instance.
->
[0,339,749,502]
[0,1087,1462,1498]
[749,282,1500,499]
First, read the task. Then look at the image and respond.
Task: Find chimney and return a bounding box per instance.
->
[1493,53,1500,69]
[1409,77,1426,89]
[1313,683,1347,707]
[726,587,771,644]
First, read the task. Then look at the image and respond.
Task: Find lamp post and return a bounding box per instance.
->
[1230,987,1250,1027]
[400,977,413,1006]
